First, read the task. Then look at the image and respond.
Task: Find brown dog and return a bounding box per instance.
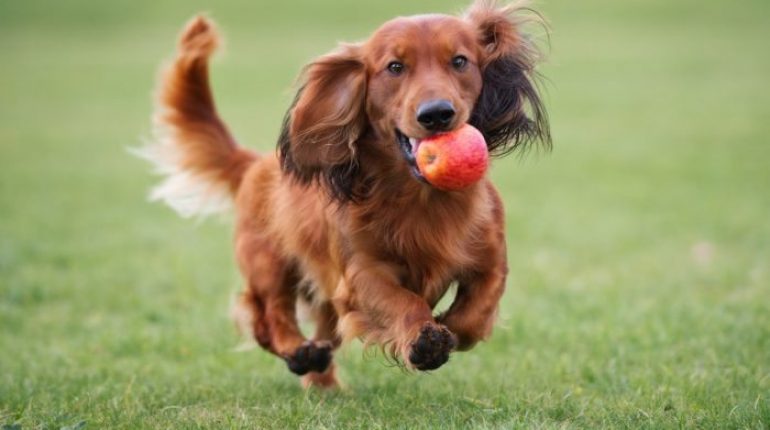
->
[141,0,549,388]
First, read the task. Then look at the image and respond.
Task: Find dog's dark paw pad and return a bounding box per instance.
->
[285,341,333,375]
[408,324,457,371]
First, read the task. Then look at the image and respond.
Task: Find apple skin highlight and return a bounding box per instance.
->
[415,124,489,191]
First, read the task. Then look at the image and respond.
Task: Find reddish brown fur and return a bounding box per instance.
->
[149,1,548,388]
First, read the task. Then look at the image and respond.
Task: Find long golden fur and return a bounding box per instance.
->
[142,0,549,388]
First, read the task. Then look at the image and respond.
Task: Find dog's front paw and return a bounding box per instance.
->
[285,340,333,375]
[408,323,457,371]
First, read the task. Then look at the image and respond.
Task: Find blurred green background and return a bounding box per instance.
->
[1,0,769,428]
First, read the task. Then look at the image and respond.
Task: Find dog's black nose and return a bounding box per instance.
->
[416,100,455,131]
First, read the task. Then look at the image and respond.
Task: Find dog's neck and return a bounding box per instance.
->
[340,134,487,290]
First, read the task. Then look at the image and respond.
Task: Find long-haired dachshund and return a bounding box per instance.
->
[141,0,549,388]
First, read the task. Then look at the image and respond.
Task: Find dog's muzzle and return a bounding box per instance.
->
[396,129,428,183]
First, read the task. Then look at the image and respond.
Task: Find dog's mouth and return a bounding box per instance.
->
[395,129,427,183]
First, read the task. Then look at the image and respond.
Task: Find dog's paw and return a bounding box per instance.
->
[285,341,333,375]
[408,323,457,371]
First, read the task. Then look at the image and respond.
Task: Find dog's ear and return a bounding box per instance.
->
[278,44,367,198]
[466,1,550,155]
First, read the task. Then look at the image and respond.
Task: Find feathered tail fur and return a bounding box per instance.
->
[136,16,255,218]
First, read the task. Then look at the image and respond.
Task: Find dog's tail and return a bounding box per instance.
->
[136,16,256,218]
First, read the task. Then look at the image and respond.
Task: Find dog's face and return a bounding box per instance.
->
[279,1,550,199]
[363,15,483,178]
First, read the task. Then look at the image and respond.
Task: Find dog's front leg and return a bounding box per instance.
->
[439,246,508,351]
[341,255,457,371]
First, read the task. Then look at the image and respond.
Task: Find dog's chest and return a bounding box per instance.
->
[370,207,481,298]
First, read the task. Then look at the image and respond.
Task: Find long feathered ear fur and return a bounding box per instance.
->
[466,0,551,155]
[278,44,367,200]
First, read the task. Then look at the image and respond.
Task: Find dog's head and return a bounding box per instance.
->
[279,0,550,200]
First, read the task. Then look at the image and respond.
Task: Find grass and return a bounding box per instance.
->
[1,0,769,428]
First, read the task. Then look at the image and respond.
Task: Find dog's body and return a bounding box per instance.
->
[143,1,549,388]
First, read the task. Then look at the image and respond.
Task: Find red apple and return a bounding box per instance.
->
[415,124,489,191]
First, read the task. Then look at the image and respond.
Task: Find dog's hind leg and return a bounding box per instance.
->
[300,301,341,388]
[235,233,333,378]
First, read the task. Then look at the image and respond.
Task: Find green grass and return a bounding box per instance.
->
[2,0,769,428]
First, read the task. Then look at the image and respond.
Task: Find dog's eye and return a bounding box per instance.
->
[387,61,405,75]
[451,55,468,71]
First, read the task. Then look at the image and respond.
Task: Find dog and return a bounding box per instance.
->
[140,0,549,388]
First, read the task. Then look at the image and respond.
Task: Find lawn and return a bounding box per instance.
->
[1,0,769,428]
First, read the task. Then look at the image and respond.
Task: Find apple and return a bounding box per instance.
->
[415,124,489,191]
